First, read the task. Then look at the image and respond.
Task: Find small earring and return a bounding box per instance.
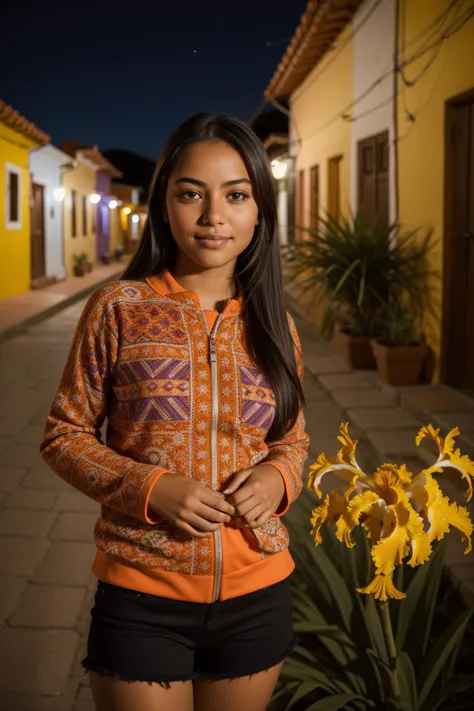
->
[163,216,169,223]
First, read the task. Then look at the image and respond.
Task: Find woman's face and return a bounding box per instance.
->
[165,140,259,273]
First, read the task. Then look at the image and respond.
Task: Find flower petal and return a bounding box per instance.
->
[308,453,359,498]
[310,490,345,545]
[337,422,359,466]
[416,424,442,450]
[357,574,406,601]
[336,490,380,548]
[372,500,426,575]
[439,449,474,503]
[427,495,473,553]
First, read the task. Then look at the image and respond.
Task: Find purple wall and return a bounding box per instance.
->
[96,170,111,195]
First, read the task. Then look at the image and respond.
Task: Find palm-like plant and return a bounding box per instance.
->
[285,214,436,339]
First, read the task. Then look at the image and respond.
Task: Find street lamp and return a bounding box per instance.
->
[123,207,131,215]
[109,199,118,209]
[271,159,288,180]
[53,188,65,202]
[132,214,140,223]
[89,193,101,204]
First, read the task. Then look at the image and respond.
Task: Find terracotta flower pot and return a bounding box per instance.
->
[73,265,87,277]
[371,340,427,386]
[333,327,376,370]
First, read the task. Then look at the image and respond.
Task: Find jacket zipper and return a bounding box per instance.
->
[202,312,224,603]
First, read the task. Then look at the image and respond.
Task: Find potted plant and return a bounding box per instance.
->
[114,244,125,262]
[86,259,93,273]
[286,215,436,372]
[73,252,88,277]
[371,296,428,386]
[101,252,112,265]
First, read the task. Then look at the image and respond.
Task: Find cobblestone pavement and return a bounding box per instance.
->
[0,298,473,709]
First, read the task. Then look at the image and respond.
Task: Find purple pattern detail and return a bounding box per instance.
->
[241,366,270,388]
[112,397,189,422]
[114,359,190,386]
[241,401,275,429]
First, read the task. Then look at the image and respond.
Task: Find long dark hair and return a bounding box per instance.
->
[122,113,304,441]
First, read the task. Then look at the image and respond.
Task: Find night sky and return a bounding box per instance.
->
[2,1,304,161]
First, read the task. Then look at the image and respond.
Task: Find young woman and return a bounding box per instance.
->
[41,113,309,711]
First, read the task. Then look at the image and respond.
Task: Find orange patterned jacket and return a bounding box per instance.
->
[41,270,309,603]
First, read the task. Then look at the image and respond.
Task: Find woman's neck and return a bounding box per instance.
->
[172,259,236,311]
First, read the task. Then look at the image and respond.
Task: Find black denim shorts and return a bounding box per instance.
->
[82,577,296,685]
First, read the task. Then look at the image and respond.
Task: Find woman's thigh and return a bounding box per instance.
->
[90,673,194,711]
[193,662,283,711]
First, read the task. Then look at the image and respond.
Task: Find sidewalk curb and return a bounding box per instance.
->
[0,271,122,345]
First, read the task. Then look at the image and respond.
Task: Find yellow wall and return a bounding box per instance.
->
[109,206,122,254]
[0,124,38,298]
[397,0,474,379]
[62,163,97,277]
[289,23,353,323]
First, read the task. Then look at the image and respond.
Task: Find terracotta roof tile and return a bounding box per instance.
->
[0,100,50,145]
[265,0,364,99]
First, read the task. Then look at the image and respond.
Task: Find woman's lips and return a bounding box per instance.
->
[194,234,232,249]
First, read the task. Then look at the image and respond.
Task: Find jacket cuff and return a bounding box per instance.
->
[139,469,170,524]
[265,462,292,517]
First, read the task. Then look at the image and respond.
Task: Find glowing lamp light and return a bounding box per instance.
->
[53,188,65,202]
[123,207,131,215]
[89,193,101,204]
[109,200,118,209]
[132,214,140,223]
[271,159,288,180]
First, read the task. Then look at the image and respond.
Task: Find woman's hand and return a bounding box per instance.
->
[149,473,235,539]
[222,464,285,529]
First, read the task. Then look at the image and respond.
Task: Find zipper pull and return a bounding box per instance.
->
[209,337,217,363]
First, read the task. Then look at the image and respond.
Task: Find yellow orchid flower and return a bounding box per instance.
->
[308,422,474,601]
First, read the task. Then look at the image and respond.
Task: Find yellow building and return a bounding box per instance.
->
[266,0,474,389]
[0,101,50,299]
[61,153,98,277]
[112,182,141,254]
[397,0,474,390]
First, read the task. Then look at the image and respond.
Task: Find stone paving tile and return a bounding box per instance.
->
[4,489,59,510]
[9,583,85,629]
[1,443,48,470]
[49,514,98,543]
[332,388,394,410]
[0,627,78,695]
[347,407,421,432]
[401,387,474,417]
[0,467,27,492]
[54,492,100,514]
[432,410,474,434]
[0,537,51,577]
[304,353,350,375]
[364,429,421,458]
[0,680,78,711]
[14,424,47,447]
[0,510,57,538]
[0,437,11,452]
[33,542,96,587]
[0,416,32,438]
[21,467,70,491]
[319,373,374,391]
[0,577,27,621]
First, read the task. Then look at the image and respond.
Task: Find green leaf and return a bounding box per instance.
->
[364,594,389,664]
[397,652,417,711]
[420,673,474,711]
[305,693,372,710]
[287,680,321,709]
[365,648,386,703]
[304,541,354,633]
[418,608,472,707]
[396,541,445,663]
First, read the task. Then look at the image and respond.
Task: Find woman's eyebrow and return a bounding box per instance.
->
[174,177,251,187]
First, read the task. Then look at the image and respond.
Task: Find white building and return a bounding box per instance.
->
[29,145,72,285]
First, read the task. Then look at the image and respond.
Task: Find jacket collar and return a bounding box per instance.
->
[145,270,242,315]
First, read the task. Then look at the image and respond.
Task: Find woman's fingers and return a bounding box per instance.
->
[222,468,253,495]
[232,503,267,528]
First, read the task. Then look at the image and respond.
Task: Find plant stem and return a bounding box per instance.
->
[379,600,402,702]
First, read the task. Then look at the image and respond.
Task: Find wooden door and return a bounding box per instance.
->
[443,94,474,392]
[30,183,46,281]
[296,169,305,240]
[328,156,342,223]
[310,165,320,231]
[358,131,389,229]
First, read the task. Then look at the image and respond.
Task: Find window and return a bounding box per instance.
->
[358,131,389,228]
[82,196,88,236]
[310,165,320,231]
[71,190,77,237]
[5,163,22,229]
[328,156,342,223]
